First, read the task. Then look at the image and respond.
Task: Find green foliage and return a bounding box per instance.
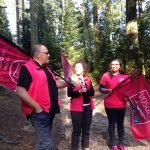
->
[81,0,94,68]
[99,0,126,74]
[35,0,61,70]
[61,0,83,64]
[5,0,149,79]
[0,0,12,39]
[138,1,150,77]
[21,16,31,55]
[20,14,31,54]
[18,0,31,54]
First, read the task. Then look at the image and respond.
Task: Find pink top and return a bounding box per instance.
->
[100,72,128,108]
[21,59,60,115]
[69,76,95,112]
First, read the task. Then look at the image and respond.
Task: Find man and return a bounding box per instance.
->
[16,44,68,150]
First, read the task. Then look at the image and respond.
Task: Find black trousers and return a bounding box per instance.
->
[105,107,126,146]
[71,105,92,150]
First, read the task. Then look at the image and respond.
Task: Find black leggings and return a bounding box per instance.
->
[71,105,92,150]
[105,107,126,146]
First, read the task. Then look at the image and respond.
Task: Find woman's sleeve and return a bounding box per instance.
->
[83,82,94,96]
[99,84,106,92]
[67,85,80,97]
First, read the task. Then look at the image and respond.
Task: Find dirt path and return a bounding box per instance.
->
[0,87,150,150]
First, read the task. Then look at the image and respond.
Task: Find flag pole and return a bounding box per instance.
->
[47,65,75,87]
[53,70,75,87]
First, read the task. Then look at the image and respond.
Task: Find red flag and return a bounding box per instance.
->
[61,53,72,80]
[112,68,141,91]
[114,75,150,140]
[0,35,30,91]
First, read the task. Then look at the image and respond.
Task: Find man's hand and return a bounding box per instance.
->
[16,86,43,113]
[35,105,43,113]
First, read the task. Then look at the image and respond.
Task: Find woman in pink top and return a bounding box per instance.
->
[99,59,128,150]
[67,61,95,150]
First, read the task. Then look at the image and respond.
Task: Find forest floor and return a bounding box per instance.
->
[0,85,150,150]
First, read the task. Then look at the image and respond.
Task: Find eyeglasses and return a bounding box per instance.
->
[39,51,49,55]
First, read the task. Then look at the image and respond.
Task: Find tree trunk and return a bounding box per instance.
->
[22,0,25,49]
[126,0,139,71]
[138,0,145,75]
[61,0,65,40]
[92,0,100,78]
[16,0,20,45]
[30,0,38,49]
[82,0,87,62]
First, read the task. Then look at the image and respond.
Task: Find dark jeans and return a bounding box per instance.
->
[30,111,55,150]
[105,107,126,146]
[71,105,92,150]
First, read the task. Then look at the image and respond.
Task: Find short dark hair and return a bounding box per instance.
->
[31,44,42,57]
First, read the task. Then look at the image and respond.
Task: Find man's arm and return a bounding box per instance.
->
[16,86,43,113]
[56,79,68,88]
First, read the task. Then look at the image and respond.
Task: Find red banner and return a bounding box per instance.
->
[114,75,150,140]
[0,35,30,91]
[61,53,72,80]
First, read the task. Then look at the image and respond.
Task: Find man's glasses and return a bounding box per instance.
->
[39,51,49,55]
